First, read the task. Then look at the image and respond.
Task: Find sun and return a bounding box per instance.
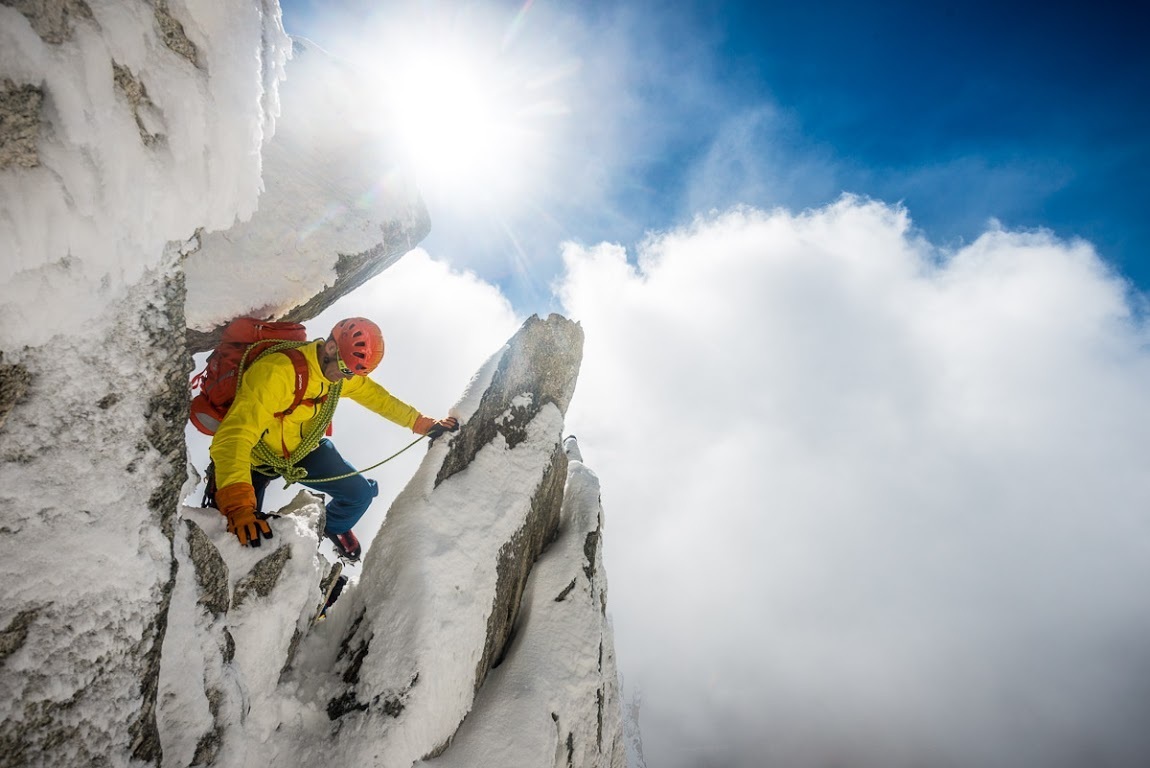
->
[365,15,562,211]
[391,49,521,191]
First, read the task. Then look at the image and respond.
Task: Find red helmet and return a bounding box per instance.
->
[331,317,384,375]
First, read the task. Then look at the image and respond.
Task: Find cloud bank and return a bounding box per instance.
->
[557,196,1150,768]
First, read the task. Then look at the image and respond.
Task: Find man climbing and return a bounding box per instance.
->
[208,317,457,560]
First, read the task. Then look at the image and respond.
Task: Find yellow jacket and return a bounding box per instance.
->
[209,340,421,490]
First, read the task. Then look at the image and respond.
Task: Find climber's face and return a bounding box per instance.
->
[321,338,355,381]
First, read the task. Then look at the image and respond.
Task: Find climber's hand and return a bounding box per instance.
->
[216,482,273,547]
[425,416,459,439]
[226,507,273,547]
[414,415,459,438]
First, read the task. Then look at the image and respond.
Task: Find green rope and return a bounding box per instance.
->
[255,432,426,487]
[252,379,342,486]
[291,434,428,485]
[236,339,315,383]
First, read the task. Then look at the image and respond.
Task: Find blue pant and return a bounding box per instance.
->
[253,438,378,534]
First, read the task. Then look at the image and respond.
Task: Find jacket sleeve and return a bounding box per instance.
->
[209,358,295,490]
[341,375,421,430]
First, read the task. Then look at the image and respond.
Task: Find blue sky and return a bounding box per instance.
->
[700,1,1148,278]
[281,0,1147,313]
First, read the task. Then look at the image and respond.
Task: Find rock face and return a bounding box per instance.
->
[0,352,30,431]
[0,78,42,169]
[0,0,291,349]
[183,37,430,353]
[425,436,628,768]
[0,3,289,765]
[438,314,585,484]
[1,0,96,47]
[308,314,609,767]
[0,264,191,768]
[436,314,586,692]
[157,492,333,768]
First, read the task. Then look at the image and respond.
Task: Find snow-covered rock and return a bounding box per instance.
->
[1,2,289,764]
[0,261,192,767]
[183,36,430,352]
[154,315,624,768]
[420,435,627,768]
[0,0,290,349]
[310,314,592,765]
[158,491,334,768]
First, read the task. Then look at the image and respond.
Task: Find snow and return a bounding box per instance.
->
[0,0,289,348]
[421,437,625,768]
[183,36,426,331]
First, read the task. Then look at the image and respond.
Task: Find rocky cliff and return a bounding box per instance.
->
[2,1,291,763]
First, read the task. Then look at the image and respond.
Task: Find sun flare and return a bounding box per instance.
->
[364,17,563,211]
[391,48,523,190]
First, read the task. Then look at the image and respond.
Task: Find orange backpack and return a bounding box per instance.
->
[189,318,316,436]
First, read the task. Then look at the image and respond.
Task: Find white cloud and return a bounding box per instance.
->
[557,196,1150,768]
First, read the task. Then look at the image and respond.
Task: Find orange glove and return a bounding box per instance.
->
[413,415,459,438]
[215,482,273,547]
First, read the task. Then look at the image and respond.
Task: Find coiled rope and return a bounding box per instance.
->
[251,380,342,486]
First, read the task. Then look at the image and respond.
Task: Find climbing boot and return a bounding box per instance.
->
[326,529,362,562]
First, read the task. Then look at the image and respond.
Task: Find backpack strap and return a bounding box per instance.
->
[274,347,315,419]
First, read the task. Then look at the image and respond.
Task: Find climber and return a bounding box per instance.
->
[208,317,457,560]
